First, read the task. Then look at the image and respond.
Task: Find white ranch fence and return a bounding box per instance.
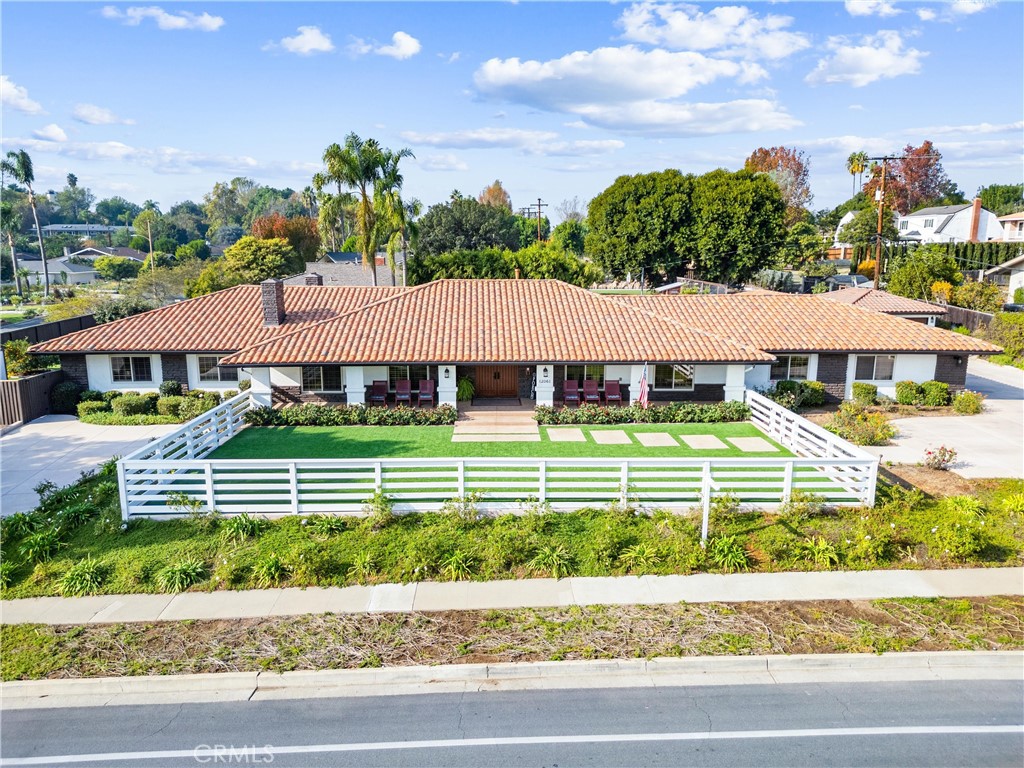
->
[117,390,879,531]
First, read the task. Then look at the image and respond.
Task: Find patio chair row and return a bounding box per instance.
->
[563,379,623,407]
[368,379,436,407]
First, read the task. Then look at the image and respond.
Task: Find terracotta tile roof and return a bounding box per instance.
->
[616,293,1002,355]
[220,280,773,366]
[31,285,406,354]
[817,287,946,316]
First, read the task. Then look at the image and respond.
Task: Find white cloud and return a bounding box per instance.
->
[844,1,901,17]
[418,154,469,172]
[72,103,135,125]
[848,104,865,111]
[806,31,926,87]
[100,5,224,31]
[525,139,626,157]
[264,26,335,56]
[32,124,67,142]
[0,76,44,115]
[911,120,1023,135]
[348,31,421,60]
[618,2,810,60]
[572,99,800,135]
[916,8,937,21]
[950,0,993,15]
[401,127,625,156]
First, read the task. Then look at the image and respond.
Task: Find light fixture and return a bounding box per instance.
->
[542,366,549,378]
[954,356,963,367]
[444,367,451,379]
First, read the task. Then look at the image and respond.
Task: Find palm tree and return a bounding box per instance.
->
[846,151,869,196]
[0,201,23,296]
[375,150,417,286]
[1,151,49,296]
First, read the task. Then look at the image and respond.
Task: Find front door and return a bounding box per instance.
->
[475,365,519,398]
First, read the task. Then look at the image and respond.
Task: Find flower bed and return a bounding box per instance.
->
[534,401,749,425]
[243,403,459,427]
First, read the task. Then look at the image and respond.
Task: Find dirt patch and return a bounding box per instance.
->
[881,464,1001,498]
[3,597,1022,681]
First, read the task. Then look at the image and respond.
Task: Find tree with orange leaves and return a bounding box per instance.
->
[743,146,812,226]
[251,212,320,272]
[862,141,964,215]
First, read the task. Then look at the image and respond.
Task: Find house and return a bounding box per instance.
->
[823,274,871,291]
[817,287,946,326]
[997,212,1024,243]
[41,224,132,237]
[283,258,404,288]
[896,198,1002,244]
[984,251,1024,297]
[23,256,98,286]
[66,246,147,262]
[31,278,999,407]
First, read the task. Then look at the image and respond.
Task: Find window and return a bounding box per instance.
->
[899,220,909,231]
[770,355,810,381]
[923,218,934,228]
[301,365,344,392]
[564,364,605,386]
[198,355,238,382]
[654,364,694,390]
[110,356,152,383]
[855,355,895,381]
[388,365,430,390]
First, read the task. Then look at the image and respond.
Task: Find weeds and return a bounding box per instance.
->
[440,550,475,581]
[529,545,574,579]
[59,557,108,596]
[252,553,290,588]
[362,492,395,532]
[156,557,207,592]
[222,513,268,544]
[618,543,661,573]
[708,535,749,573]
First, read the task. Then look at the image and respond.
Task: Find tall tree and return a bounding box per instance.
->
[478,180,512,211]
[95,196,142,230]
[743,146,812,226]
[251,212,319,271]
[846,152,869,196]
[55,178,95,223]
[977,183,1024,216]
[555,196,585,224]
[0,150,49,296]
[415,196,521,258]
[0,201,22,295]
[863,141,962,214]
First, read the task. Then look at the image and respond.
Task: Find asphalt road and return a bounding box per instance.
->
[2,680,1021,767]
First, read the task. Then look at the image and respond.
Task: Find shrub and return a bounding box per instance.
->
[77,400,110,418]
[156,396,185,418]
[708,535,749,572]
[952,389,985,415]
[534,401,750,425]
[238,378,251,391]
[19,528,62,563]
[178,392,220,421]
[930,496,988,561]
[618,542,661,573]
[78,412,180,426]
[920,380,950,407]
[923,446,957,470]
[3,339,34,377]
[529,545,574,579]
[156,557,208,592]
[0,560,16,589]
[894,380,921,406]
[851,382,877,406]
[253,553,290,587]
[59,557,108,596]
[243,404,458,427]
[50,381,83,414]
[1014,287,1024,305]
[778,490,825,527]
[762,380,826,411]
[111,394,153,416]
[159,380,183,397]
[221,513,268,544]
[824,402,896,446]
[79,389,105,403]
[952,280,1003,313]
[362,492,395,531]
[1,512,38,542]
[456,377,475,401]
[440,550,475,581]
[442,492,484,525]
[981,312,1024,360]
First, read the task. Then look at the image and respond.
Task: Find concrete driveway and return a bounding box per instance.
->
[864,357,1024,479]
[0,416,178,516]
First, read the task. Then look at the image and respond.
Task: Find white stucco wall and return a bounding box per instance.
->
[604,365,631,384]
[845,353,937,399]
[85,353,163,393]
[185,355,251,391]
[269,367,302,387]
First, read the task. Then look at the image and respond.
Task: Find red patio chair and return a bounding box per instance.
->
[417,379,436,408]
[583,379,602,405]
[604,380,623,406]
[369,380,389,407]
[563,381,581,407]
[395,379,413,406]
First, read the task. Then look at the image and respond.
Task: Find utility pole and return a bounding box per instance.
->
[518,198,548,243]
[147,220,156,304]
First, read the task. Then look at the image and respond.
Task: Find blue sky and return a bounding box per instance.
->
[2,1,1022,219]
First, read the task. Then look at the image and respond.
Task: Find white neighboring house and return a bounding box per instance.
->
[896,199,1002,244]
[997,211,1024,242]
[23,257,97,286]
[984,251,1024,298]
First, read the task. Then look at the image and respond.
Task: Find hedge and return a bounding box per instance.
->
[894,380,921,405]
[179,392,220,421]
[534,401,750,425]
[111,394,154,416]
[761,380,826,411]
[49,382,83,415]
[76,400,110,418]
[851,382,877,406]
[920,380,950,407]
[243,404,459,427]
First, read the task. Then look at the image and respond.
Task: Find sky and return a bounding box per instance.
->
[2,0,1022,221]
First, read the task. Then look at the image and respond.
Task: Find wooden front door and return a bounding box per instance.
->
[475,365,519,398]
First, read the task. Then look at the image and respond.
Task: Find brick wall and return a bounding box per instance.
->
[161,354,189,393]
[933,355,968,392]
[816,354,848,402]
[60,354,88,388]
[518,366,534,399]
[271,386,348,406]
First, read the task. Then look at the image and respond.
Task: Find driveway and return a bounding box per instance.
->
[0,416,178,516]
[863,357,1024,479]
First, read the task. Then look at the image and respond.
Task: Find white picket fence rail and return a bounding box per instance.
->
[117,389,878,524]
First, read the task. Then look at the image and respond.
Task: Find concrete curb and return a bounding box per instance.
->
[3,651,1021,710]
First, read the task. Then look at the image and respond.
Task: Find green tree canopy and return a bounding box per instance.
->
[222,236,294,283]
[514,214,551,249]
[416,196,520,257]
[407,243,601,287]
[551,218,587,255]
[93,255,141,282]
[886,244,963,300]
[95,196,142,227]
[175,239,212,261]
[839,205,899,246]
[978,183,1024,216]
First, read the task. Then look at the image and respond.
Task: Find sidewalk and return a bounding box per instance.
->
[3,567,1021,625]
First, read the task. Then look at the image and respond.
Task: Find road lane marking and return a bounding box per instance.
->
[2,724,1022,765]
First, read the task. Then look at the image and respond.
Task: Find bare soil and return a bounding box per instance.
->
[881,464,1001,498]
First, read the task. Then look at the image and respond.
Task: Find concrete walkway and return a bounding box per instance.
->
[0,415,178,516]
[453,403,540,442]
[2,567,1020,625]
[863,357,1024,478]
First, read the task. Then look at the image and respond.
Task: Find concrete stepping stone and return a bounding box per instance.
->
[727,437,779,452]
[455,424,539,434]
[636,432,678,447]
[451,434,541,442]
[546,428,586,442]
[591,430,632,445]
[680,434,729,450]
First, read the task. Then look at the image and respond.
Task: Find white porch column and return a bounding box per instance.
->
[724,364,746,402]
[535,363,554,407]
[629,364,648,405]
[249,367,272,407]
[438,364,457,407]
[345,366,366,406]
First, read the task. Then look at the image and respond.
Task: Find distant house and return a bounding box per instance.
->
[817,287,945,326]
[896,199,1002,244]
[823,274,871,291]
[24,257,97,286]
[997,211,1024,243]
[66,246,146,262]
[41,224,132,237]
[984,252,1024,298]
[292,252,406,286]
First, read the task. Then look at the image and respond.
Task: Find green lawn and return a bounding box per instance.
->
[208,422,791,460]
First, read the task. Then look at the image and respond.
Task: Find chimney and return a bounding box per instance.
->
[260,279,285,326]
[514,268,521,280]
[968,197,983,243]
[303,273,323,286]
[63,246,71,257]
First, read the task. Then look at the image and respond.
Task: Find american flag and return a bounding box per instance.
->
[638,363,649,409]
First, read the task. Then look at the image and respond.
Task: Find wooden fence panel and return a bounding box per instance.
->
[0,370,63,427]
[0,314,95,347]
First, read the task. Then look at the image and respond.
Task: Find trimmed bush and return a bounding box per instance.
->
[762,380,826,411]
[824,402,896,446]
[76,400,110,418]
[79,389,105,403]
[894,380,921,406]
[534,401,750,425]
[920,380,950,407]
[159,380,183,397]
[238,378,251,391]
[952,389,985,415]
[111,394,153,416]
[981,312,1024,360]
[49,381,83,414]
[851,382,877,406]
[156,396,185,418]
[179,392,220,421]
[1014,287,1024,305]
[78,412,179,425]
[243,404,459,427]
